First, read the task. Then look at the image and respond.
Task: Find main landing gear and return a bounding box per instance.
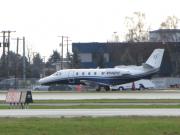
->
[96,85,110,92]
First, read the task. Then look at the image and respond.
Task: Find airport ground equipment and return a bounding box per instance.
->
[5,90,33,109]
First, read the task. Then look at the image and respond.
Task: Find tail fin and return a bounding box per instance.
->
[143,49,164,69]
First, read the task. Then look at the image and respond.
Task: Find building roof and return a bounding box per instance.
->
[150,29,180,33]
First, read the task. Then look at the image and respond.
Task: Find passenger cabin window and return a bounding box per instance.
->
[82,72,85,76]
[94,72,97,75]
[88,72,90,75]
[76,72,78,76]
[54,72,58,76]
[101,72,104,75]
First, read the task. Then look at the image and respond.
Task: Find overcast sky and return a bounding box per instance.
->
[0,0,180,58]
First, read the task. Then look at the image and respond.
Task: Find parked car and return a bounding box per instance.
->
[32,85,50,91]
[48,85,72,91]
[0,78,17,90]
[110,79,156,90]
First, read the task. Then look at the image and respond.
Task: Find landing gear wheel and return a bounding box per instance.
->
[96,86,101,92]
[139,84,145,90]
[105,86,110,91]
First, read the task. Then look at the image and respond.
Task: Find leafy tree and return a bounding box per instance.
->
[125,12,149,42]
[31,53,44,78]
[45,50,61,75]
[0,51,17,77]
[0,51,30,78]
[66,52,73,68]
[47,50,61,64]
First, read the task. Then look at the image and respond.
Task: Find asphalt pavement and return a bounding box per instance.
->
[1,90,180,100]
[0,109,180,117]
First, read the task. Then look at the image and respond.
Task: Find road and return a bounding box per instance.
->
[0,109,180,117]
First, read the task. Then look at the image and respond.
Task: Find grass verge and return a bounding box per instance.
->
[1,105,180,109]
[33,99,180,103]
[0,117,180,135]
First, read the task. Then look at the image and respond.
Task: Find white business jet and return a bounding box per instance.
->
[39,49,164,91]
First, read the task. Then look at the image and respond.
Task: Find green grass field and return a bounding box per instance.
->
[2,99,180,104]
[33,99,180,103]
[1,98,180,135]
[1,99,180,109]
[0,117,180,135]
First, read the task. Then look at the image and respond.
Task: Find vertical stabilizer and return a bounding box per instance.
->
[145,49,164,69]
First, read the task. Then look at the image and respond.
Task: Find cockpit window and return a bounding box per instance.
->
[53,72,60,76]
[53,72,58,76]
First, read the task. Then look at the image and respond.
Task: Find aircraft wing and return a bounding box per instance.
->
[80,80,109,87]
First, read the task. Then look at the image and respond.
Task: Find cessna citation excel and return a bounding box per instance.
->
[39,49,164,91]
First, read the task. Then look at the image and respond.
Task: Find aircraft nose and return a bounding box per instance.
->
[38,77,49,85]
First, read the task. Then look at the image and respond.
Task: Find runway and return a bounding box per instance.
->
[1,109,180,117]
[1,90,180,100]
[25,102,180,106]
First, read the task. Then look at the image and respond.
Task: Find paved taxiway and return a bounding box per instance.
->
[1,109,180,117]
[1,90,180,100]
[1,102,180,107]
[26,102,180,106]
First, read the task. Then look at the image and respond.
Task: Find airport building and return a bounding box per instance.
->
[149,29,180,42]
[72,42,180,77]
[72,29,180,77]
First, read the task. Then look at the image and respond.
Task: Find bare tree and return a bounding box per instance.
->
[160,16,179,29]
[125,12,149,42]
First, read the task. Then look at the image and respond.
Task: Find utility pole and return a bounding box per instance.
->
[1,30,16,77]
[12,37,24,79]
[7,32,10,76]
[16,38,19,56]
[15,37,19,88]
[64,37,71,55]
[42,56,46,77]
[2,31,5,69]
[23,37,26,81]
[61,36,64,69]
[16,37,19,77]
[58,36,68,69]
[64,37,72,68]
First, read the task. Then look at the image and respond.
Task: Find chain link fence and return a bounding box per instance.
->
[0,78,38,90]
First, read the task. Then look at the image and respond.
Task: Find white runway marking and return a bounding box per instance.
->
[0,109,180,117]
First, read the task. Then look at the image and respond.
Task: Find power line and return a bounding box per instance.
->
[1,31,16,77]
[57,36,68,69]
